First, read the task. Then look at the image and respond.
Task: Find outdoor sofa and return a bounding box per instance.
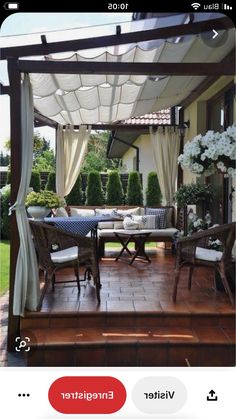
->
[54,205,179,258]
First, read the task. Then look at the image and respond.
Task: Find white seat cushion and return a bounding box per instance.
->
[50,246,78,263]
[196,247,223,262]
[98,228,178,238]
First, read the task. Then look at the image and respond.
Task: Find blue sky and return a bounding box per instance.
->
[0,12,133,152]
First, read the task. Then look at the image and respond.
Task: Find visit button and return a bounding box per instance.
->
[48,376,126,414]
[132,376,187,414]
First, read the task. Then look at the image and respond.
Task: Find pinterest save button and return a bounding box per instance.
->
[48,376,127,414]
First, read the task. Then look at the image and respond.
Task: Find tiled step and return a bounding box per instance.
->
[21,310,235,366]
[21,310,235,330]
[21,325,235,367]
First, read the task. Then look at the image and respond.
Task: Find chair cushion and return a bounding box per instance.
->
[196,247,223,262]
[98,228,178,238]
[50,246,78,263]
[98,221,114,229]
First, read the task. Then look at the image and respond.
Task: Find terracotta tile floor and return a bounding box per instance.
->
[40,248,235,314]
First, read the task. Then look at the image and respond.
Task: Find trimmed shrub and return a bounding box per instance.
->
[66,174,83,205]
[146,172,162,206]
[85,171,104,206]
[30,170,41,192]
[7,170,41,192]
[6,171,11,184]
[45,171,56,192]
[0,185,11,239]
[126,171,143,206]
[106,170,124,205]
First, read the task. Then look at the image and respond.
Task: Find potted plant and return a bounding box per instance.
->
[178,124,236,177]
[25,190,64,220]
[173,182,215,208]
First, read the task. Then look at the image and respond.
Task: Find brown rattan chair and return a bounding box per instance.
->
[29,220,100,309]
[173,222,235,306]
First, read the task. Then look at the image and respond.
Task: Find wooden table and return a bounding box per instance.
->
[114,231,151,265]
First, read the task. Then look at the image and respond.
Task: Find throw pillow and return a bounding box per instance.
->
[70,208,95,217]
[145,208,167,229]
[123,216,140,230]
[131,215,159,229]
[95,208,117,217]
[115,207,141,218]
[54,207,69,217]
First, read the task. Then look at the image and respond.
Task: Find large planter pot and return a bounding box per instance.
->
[27,206,51,221]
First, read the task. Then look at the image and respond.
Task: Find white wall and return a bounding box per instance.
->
[122,134,156,203]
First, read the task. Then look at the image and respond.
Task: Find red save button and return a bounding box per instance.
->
[48,376,126,414]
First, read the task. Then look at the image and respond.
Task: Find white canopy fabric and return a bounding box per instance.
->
[11,75,40,316]
[29,28,235,125]
[56,125,90,198]
[150,126,180,206]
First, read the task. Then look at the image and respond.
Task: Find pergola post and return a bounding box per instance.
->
[7,58,22,351]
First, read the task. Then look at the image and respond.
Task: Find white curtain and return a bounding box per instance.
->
[150,126,180,205]
[56,125,91,198]
[11,75,40,316]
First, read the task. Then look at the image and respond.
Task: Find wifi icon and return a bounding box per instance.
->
[191,2,201,9]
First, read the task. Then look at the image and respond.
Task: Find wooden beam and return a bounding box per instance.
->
[2,17,233,59]
[7,58,21,352]
[18,60,235,76]
[34,110,58,128]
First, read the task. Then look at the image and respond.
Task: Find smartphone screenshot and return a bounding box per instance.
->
[0,1,235,418]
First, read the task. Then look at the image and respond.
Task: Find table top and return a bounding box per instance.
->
[44,215,120,236]
[114,230,151,237]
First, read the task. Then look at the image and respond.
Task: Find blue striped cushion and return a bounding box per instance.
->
[145,208,167,229]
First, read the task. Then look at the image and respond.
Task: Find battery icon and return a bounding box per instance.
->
[3,2,19,10]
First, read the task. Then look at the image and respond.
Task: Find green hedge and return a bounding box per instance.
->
[0,186,10,240]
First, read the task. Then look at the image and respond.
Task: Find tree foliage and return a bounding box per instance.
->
[82,131,120,173]
[106,170,124,205]
[146,172,162,206]
[4,131,55,172]
[126,171,143,206]
[85,171,104,205]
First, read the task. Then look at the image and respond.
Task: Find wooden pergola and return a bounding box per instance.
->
[2,15,235,350]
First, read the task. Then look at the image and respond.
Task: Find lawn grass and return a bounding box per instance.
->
[0,240,10,295]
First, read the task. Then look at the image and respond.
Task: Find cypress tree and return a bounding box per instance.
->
[45,171,56,192]
[126,171,143,206]
[85,171,104,205]
[66,174,83,205]
[106,170,123,205]
[146,172,162,206]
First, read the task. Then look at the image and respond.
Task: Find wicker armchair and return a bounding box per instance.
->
[173,222,235,306]
[29,220,100,309]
